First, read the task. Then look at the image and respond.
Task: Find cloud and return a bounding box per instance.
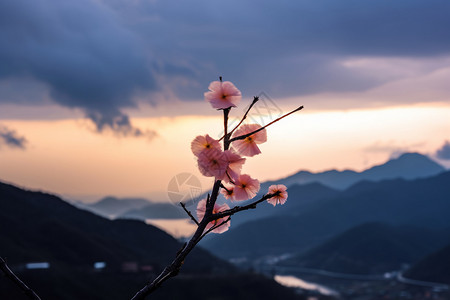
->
[436,141,450,160]
[0,0,158,137]
[0,126,27,149]
[364,140,426,159]
[1,0,450,126]
[86,111,157,139]
[99,0,450,99]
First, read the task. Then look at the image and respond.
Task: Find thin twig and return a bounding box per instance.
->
[223,108,230,150]
[179,202,199,226]
[220,183,230,192]
[229,96,259,136]
[131,187,279,299]
[200,217,231,239]
[130,98,296,299]
[219,96,259,142]
[0,257,42,300]
[209,192,277,221]
[131,180,222,300]
[229,106,304,143]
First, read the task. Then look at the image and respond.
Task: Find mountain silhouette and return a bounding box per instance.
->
[204,171,450,259]
[282,222,447,275]
[0,180,305,300]
[81,196,150,217]
[120,202,186,220]
[405,243,450,284]
[0,181,228,270]
[230,182,339,226]
[264,152,445,190]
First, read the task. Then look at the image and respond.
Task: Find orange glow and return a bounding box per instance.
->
[1,102,449,202]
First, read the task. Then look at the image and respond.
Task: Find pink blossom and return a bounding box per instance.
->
[219,150,246,183]
[232,124,267,157]
[204,81,242,109]
[220,184,235,201]
[196,199,231,234]
[191,134,221,157]
[233,174,260,201]
[267,184,288,206]
[197,148,228,179]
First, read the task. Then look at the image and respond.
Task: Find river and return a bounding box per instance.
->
[145,218,197,238]
[274,274,339,296]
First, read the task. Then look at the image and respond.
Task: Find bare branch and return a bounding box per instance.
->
[229,106,304,143]
[200,216,231,239]
[220,96,259,142]
[208,193,277,221]
[0,257,42,300]
[180,202,199,226]
[222,108,231,150]
[131,191,281,299]
[220,183,230,192]
[130,94,299,299]
[229,96,259,135]
[131,180,222,300]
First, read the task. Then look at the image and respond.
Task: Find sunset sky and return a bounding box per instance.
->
[1,0,450,202]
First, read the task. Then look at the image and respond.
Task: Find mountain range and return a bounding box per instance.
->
[79,153,445,225]
[80,196,186,220]
[405,243,450,284]
[1,152,448,298]
[263,152,445,190]
[79,196,150,217]
[0,181,302,300]
[216,152,446,227]
[281,222,449,275]
[203,170,450,262]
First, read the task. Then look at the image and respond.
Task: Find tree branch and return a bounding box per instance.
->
[130,97,297,299]
[200,216,231,240]
[229,106,304,143]
[208,192,276,221]
[220,96,259,142]
[130,180,222,300]
[179,202,199,226]
[223,108,231,150]
[0,257,42,300]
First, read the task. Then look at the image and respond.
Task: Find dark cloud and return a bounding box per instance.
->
[0,0,158,137]
[86,110,157,139]
[0,126,27,149]
[1,0,450,125]
[109,0,450,99]
[142,0,450,56]
[436,141,450,160]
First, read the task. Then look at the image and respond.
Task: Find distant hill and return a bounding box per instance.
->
[203,171,450,259]
[83,196,188,220]
[264,152,445,190]
[0,181,225,299]
[0,181,227,271]
[282,223,446,275]
[0,181,305,300]
[230,182,339,226]
[405,243,450,284]
[82,196,150,217]
[120,202,186,220]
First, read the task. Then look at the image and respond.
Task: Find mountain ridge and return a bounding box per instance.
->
[405,243,450,285]
[80,196,151,217]
[281,222,448,275]
[0,180,307,300]
[264,152,445,190]
[203,171,450,259]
